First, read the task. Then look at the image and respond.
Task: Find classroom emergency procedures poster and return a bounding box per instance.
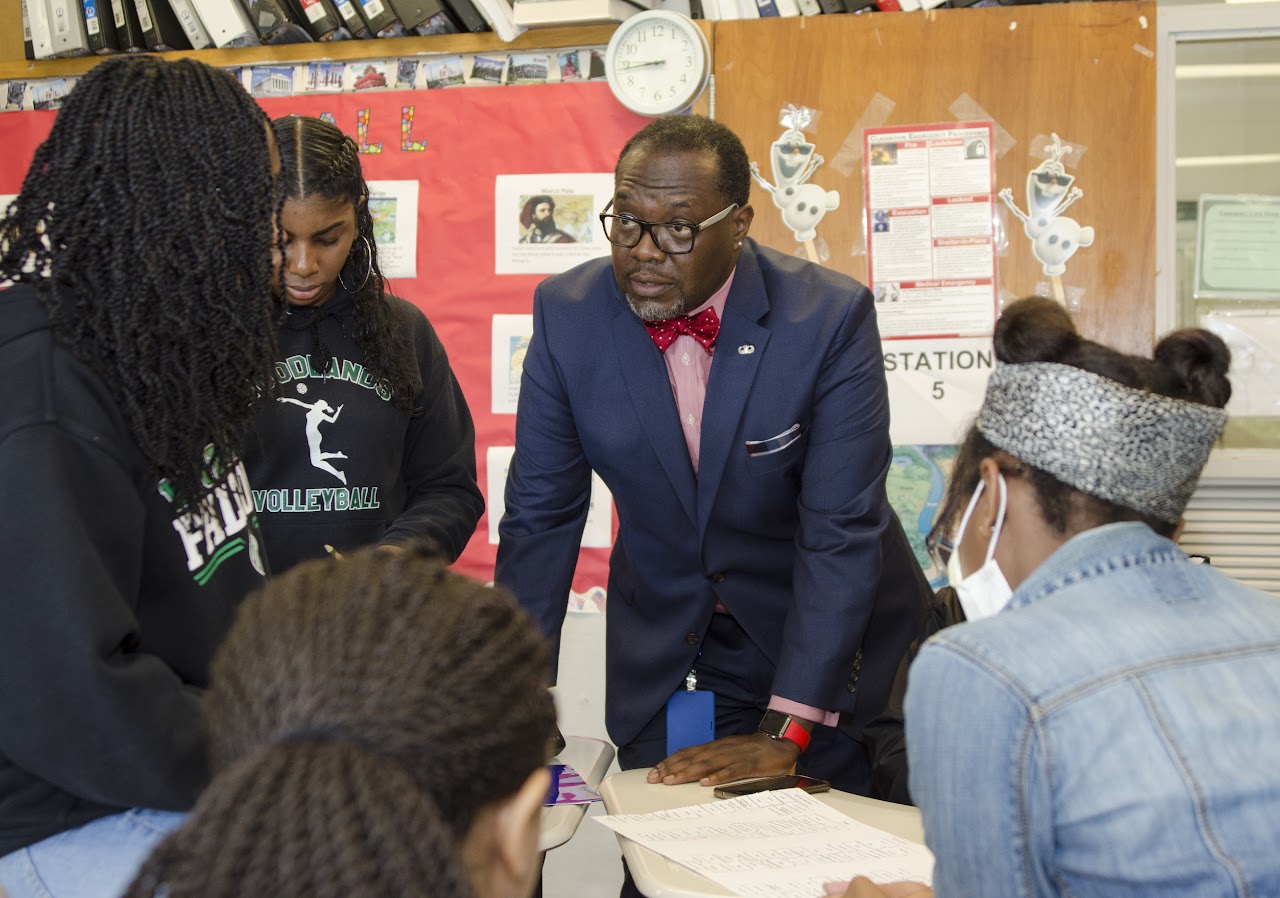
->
[863,121,999,340]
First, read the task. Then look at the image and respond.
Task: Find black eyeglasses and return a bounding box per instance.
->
[599,200,738,255]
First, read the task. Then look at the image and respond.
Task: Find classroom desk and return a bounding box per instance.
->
[600,769,927,898]
[540,735,616,852]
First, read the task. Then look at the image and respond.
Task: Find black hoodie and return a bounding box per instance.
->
[244,288,483,573]
[0,283,268,855]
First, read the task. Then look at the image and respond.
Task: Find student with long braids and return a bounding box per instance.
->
[0,58,281,896]
[124,545,554,898]
[246,115,483,572]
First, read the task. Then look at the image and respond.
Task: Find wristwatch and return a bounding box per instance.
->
[757,710,811,753]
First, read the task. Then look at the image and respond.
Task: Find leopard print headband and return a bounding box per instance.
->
[977,362,1227,523]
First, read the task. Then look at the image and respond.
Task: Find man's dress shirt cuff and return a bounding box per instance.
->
[767,696,839,729]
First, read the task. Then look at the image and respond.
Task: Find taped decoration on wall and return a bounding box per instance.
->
[998,133,1094,306]
[750,104,840,264]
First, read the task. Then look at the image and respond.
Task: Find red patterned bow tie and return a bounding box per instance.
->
[643,307,721,355]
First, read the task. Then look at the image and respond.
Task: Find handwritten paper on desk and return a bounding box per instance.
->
[595,789,933,898]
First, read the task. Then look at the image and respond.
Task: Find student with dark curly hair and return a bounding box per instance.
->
[844,297,1280,898]
[124,545,555,898]
[245,114,483,572]
[0,57,282,896]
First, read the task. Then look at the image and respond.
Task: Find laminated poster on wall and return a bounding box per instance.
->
[5,82,27,110]
[883,337,994,447]
[490,313,532,415]
[863,121,999,340]
[882,336,997,588]
[493,173,614,275]
[31,79,70,111]
[887,443,954,589]
[366,179,419,279]
[423,57,466,89]
[485,446,614,553]
[470,55,506,84]
[304,61,346,92]
[250,66,295,98]
[1194,195,1280,301]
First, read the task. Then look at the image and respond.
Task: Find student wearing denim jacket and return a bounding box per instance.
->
[840,297,1280,898]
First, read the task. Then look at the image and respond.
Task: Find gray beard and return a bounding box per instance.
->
[626,293,692,322]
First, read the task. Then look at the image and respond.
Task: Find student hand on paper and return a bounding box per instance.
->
[823,877,932,898]
[647,733,800,785]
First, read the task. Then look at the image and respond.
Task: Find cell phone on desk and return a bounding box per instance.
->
[713,774,831,799]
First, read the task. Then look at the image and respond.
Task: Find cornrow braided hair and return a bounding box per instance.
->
[274,114,421,413]
[125,544,556,898]
[0,56,282,508]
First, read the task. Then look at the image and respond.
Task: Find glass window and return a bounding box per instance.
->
[1164,10,1280,450]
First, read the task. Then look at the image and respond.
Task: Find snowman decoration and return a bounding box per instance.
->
[750,105,840,260]
[998,134,1094,302]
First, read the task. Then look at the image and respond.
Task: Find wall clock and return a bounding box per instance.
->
[604,10,711,117]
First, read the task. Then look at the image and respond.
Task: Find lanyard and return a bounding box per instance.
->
[685,649,703,692]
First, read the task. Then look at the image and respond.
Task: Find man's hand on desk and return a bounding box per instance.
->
[647,733,801,785]
[824,877,932,898]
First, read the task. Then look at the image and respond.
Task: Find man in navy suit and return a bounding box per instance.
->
[496,116,927,794]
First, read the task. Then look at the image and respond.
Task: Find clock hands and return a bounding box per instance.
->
[605,11,709,115]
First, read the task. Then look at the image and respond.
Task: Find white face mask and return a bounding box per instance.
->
[946,473,1014,622]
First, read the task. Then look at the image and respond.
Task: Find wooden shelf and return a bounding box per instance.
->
[0,18,620,80]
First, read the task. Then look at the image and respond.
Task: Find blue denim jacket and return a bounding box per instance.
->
[905,522,1280,898]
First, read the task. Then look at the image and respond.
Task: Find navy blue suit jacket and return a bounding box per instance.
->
[495,239,927,749]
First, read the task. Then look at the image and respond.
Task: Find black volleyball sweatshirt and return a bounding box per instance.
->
[244,287,484,573]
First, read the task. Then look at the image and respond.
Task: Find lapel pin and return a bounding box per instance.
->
[738,344,755,355]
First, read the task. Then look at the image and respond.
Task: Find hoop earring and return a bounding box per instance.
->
[338,235,373,293]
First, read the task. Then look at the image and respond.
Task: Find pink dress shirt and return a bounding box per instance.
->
[659,271,837,728]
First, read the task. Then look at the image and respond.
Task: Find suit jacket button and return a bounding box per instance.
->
[846,674,859,693]
[711,572,726,583]
[686,633,700,645]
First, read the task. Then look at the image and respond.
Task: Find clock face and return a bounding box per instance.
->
[604,11,710,117]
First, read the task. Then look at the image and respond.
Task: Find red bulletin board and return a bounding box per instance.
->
[0,82,648,594]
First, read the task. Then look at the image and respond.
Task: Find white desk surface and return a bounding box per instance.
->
[540,735,616,852]
[599,769,926,898]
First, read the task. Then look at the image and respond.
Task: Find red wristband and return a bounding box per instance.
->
[758,710,812,752]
